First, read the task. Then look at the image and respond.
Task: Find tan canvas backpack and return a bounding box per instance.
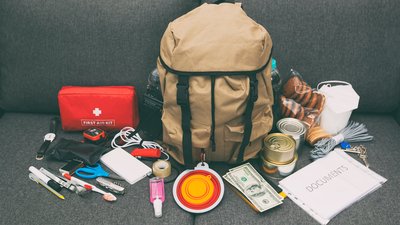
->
[157,2,273,166]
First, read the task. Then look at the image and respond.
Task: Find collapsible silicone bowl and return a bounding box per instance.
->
[173,162,224,213]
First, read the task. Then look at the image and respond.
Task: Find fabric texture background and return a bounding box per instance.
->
[203,0,400,113]
[0,0,399,225]
[0,113,194,225]
[195,113,400,225]
[0,0,199,113]
[1,0,399,113]
[0,113,398,225]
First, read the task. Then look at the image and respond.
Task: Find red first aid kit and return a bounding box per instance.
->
[58,86,139,131]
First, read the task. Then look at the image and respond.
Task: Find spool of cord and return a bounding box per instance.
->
[310,121,373,159]
[152,160,171,178]
[306,126,332,146]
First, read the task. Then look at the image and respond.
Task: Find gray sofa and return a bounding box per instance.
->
[1,0,399,225]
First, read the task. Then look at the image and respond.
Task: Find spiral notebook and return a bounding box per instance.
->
[279,149,386,225]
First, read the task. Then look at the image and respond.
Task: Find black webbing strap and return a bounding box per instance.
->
[213,0,235,4]
[159,55,270,77]
[177,76,193,167]
[210,76,216,152]
[236,75,258,163]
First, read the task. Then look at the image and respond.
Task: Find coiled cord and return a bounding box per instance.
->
[310,121,373,159]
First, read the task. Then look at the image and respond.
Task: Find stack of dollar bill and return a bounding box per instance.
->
[223,163,284,212]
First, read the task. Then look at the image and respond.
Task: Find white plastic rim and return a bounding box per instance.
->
[316,80,351,91]
[172,162,225,214]
[277,118,307,151]
[278,156,298,176]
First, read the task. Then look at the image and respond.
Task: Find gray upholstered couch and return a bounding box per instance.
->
[1,0,399,224]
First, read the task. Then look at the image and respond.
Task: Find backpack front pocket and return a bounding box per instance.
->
[224,119,270,162]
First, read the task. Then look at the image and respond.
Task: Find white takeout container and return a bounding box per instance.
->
[317,81,359,135]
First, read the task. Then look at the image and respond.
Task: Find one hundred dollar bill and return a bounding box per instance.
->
[225,165,283,212]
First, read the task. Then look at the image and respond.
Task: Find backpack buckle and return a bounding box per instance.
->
[176,82,189,106]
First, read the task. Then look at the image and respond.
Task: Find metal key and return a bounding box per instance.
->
[359,153,370,168]
[343,146,361,154]
[342,147,362,154]
[358,146,370,168]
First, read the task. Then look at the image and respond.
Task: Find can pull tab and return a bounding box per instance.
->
[270,143,281,150]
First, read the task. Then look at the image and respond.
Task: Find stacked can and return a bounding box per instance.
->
[277,118,307,154]
[261,133,297,177]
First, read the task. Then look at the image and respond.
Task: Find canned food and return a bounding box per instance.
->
[263,133,296,164]
[277,118,307,151]
[260,154,298,177]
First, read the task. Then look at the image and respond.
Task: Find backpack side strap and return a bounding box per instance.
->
[177,76,193,168]
[236,75,258,163]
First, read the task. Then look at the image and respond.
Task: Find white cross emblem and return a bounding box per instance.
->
[93,108,102,117]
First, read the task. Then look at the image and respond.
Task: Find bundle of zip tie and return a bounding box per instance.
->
[310,121,373,159]
[111,127,169,160]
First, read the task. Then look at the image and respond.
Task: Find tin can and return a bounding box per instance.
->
[277,118,307,152]
[263,133,296,165]
[260,154,298,177]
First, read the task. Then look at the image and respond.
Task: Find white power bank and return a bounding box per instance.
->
[100,148,152,185]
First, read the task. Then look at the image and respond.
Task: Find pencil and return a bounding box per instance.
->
[29,173,65,200]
